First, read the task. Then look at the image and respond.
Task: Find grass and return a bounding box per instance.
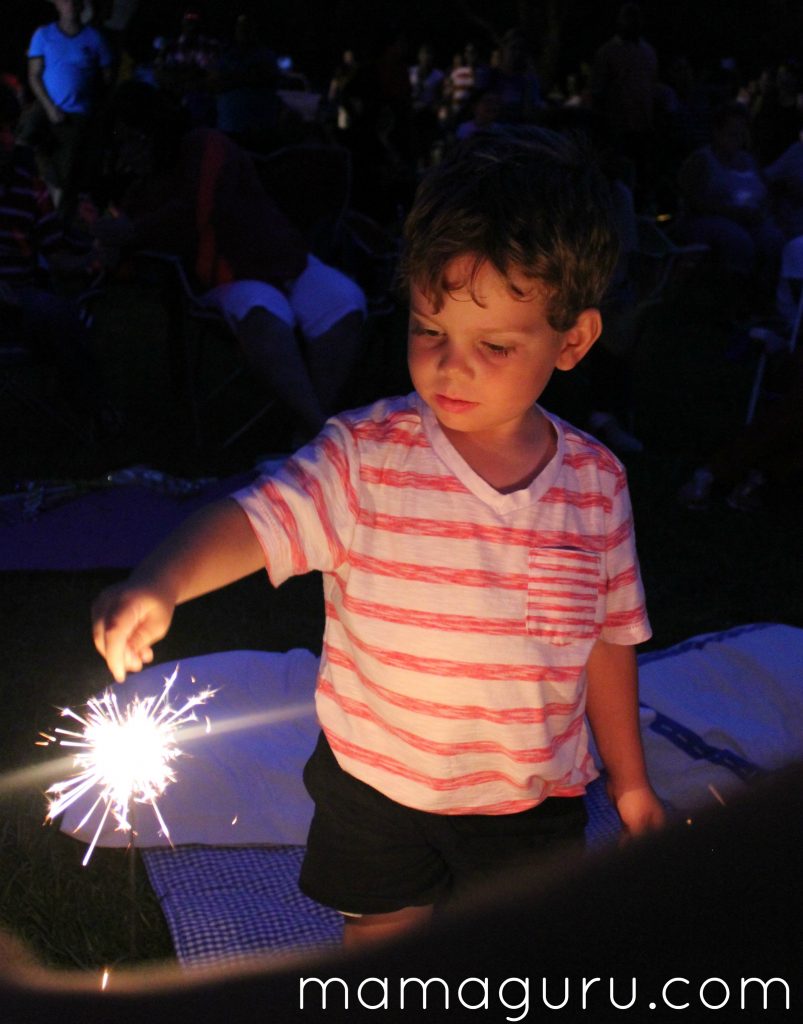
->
[1,265,801,972]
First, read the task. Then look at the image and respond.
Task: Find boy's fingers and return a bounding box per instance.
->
[91,587,171,682]
[98,603,149,683]
[104,629,130,683]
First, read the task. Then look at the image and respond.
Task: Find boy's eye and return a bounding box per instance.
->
[410,321,442,338]
[482,342,511,357]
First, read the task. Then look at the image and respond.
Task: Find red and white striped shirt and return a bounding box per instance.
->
[235,394,651,814]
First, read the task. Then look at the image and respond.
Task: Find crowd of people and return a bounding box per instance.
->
[2,0,803,503]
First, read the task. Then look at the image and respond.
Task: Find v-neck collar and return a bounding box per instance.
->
[56,22,84,40]
[411,393,564,514]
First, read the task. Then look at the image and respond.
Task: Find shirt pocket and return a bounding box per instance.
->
[526,547,603,645]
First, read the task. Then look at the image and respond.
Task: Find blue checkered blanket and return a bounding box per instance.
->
[142,776,624,967]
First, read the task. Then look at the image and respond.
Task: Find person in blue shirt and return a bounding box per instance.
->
[21,0,113,215]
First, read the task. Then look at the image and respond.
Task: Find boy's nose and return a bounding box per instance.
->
[437,342,471,375]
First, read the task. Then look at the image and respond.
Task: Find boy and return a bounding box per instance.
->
[92,129,664,950]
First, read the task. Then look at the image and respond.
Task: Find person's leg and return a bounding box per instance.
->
[235,307,327,433]
[290,256,366,414]
[302,309,365,413]
[204,280,328,434]
[50,114,90,217]
[299,733,448,947]
[342,905,434,950]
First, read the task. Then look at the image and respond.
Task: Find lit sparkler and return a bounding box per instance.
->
[41,667,216,865]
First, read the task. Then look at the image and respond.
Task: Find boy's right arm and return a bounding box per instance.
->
[92,498,264,682]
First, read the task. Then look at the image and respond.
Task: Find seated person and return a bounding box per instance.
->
[678,235,803,511]
[94,86,366,436]
[677,102,783,308]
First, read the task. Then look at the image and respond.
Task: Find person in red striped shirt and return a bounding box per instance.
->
[92,128,665,950]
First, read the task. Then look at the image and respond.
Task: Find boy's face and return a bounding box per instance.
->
[408,257,599,446]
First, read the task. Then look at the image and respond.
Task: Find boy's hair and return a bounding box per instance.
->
[400,127,619,331]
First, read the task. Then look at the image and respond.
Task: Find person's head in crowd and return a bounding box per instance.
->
[49,0,84,32]
[233,12,258,48]
[710,102,751,160]
[180,5,204,42]
[665,54,695,99]
[462,42,479,68]
[616,2,644,42]
[498,28,531,75]
[415,43,436,74]
[460,88,502,133]
[108,81,189,181]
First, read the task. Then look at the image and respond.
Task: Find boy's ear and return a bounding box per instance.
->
[555,308,603,371]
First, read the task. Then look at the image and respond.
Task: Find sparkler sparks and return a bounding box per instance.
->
[42,667,216,865]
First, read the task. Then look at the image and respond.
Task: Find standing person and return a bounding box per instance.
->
[154,6,220,128]
[591,2,658,206]
[409,42,444,168]
[444,42,485,123]
[484,28,543,124]
[21,0,113,214]
[213,13,280,152]
[92,129,664,950]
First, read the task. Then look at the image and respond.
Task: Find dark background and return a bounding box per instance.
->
[4,0,803,94]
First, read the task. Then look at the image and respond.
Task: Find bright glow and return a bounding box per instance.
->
[43,667,216,865]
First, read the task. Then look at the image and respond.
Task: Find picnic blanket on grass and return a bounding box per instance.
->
[59,623,803,967]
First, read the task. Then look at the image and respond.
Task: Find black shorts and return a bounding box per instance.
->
[299,732,588,916]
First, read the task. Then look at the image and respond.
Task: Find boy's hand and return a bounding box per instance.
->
[92,583,175,683]
[609,782,666,838]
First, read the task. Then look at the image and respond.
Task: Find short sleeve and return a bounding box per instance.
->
[599,467,651,645]
[27,27,46,60]
[232,417,360,586]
